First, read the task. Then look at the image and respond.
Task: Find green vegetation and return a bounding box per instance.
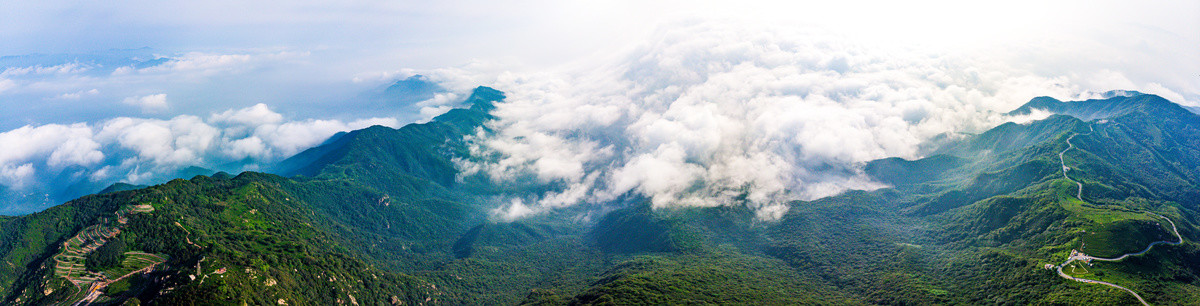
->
[84,239,126,271]
[1,91,1199,305]
[559,254,851,305]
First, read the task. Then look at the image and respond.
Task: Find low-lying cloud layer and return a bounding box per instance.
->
[463,22,1191,220]
[2,2,1195,217]
[0,103,397,213]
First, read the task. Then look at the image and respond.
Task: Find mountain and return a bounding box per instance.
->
[339,74,453,124]
[1008,91,1191,121]
[0,172,439,305]
[96,183,147,195]
[1008,92,1200,204]
[2,90,1200,305]
[0,164,219,216]
[0,74,448,216]
[0,87,503,305]
[863,92,1200,303]
[383,75,445,105]
[274,86,501,182]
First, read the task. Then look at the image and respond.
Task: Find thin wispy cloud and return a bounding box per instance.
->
[123,94,169,113]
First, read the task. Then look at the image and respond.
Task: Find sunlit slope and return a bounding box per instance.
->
[867,93,1200,304]
[3,90,1200,305]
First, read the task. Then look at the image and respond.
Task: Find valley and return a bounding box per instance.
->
[1,1,1195,304]
[1053,130,1184,305]
[1,91,1198,305]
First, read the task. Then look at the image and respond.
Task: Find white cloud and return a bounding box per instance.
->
[462,21,1111,220]
[210,103,285,134]
[224,136,267,160]
[38,63,90,75]
[255,120,353,158]
[1007,108,1054,125]
[0,1,1194,216]
[0,67,30,77]
[46,130,104,168]
[210,103,401,159]
[1141,83,1187,106]
[55,88,99,100]
[114,51,308,79]
[0,79,14,93]
[348,117,401,129]
[0,102,402,187]
[0,163,35,188]
[135,52,253,75]
[1,63,91,77]
[89,165,112,181]
[415,93,462,122]
[123,93,169,112]
[0,123,103,173]
[96,115,219,168]
[259,117,400,157]
[493,198,536,221]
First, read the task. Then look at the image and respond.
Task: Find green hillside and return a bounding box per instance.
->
[2,90,1199,305]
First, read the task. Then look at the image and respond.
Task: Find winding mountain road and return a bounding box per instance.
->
[1054,130,1184,306]
[1059,132,1089,199]
[72,253,166,306]
[1081,214,1182,263]
[1055,263,1149,306]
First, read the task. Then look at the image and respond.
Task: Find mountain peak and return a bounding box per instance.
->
[275,87,503,180]
[384,74,443,101]
[465,86,505,112]
[1099,89,1143,99]
[1012,96,1062,113]
[1009,92,1185,121]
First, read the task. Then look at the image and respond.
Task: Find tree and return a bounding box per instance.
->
[86,239,127,271]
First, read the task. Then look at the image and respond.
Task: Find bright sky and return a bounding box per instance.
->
[1,1,1196,113]
[3,1,1196,69]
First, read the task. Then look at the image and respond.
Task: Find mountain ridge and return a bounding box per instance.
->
[3,90,1200,305]
[1009,91,1191,121]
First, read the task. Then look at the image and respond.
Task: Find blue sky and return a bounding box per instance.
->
[0,1,678,128]
[0,0,1197,215]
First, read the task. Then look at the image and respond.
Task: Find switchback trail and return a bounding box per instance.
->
[1054,130,1184,306]
[73,258,163,306]
[175,221,199,248]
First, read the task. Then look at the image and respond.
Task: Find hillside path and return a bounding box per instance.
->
[1054,131,1184,306]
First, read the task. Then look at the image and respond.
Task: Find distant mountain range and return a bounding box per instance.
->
[0,74,450,216]
[2,89,1198,305]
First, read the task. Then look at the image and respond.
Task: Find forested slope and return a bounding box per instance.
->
[2,91,1199,305]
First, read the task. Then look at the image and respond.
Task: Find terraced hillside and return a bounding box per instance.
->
[37,204,165,304]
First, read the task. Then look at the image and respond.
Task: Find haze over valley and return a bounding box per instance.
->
[1,1,1199,305]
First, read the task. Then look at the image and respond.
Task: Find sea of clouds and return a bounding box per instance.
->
[1,14,1195,217]
[459,21,1190,220]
